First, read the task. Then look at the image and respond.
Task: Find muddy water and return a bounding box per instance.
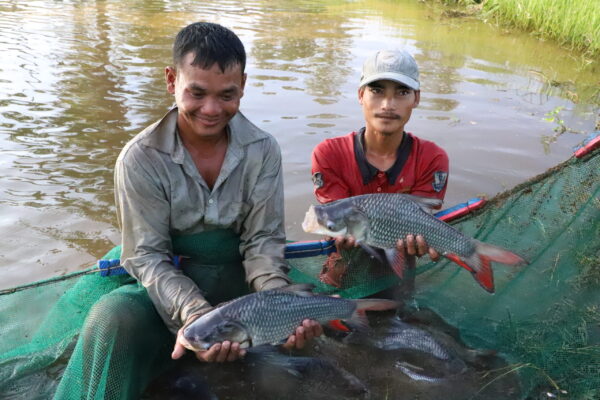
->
[0,0,598,290]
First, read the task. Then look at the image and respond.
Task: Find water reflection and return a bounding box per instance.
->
[0,0,597,288]
[250,1,354,104]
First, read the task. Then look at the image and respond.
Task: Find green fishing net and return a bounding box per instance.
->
[412,148,600,398]
[0,146,598,399]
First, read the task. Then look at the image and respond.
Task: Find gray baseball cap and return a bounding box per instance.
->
[359,49,420,90]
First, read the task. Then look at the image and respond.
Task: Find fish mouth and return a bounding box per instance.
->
[302,205,320,233]
[180,334,211,352]
[181,336,251,351]
[302,205,346,236]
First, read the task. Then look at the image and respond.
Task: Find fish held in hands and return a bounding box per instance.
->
[181,284,399,351]
[302,193,527,293]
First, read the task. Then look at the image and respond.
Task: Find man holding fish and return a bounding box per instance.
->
[56,22,322,399]
[309,49,449,288]
[119,23,323,360]
[306,50,525,292]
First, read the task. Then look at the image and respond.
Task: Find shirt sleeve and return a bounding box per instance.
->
[239,137,291,291]
[114,148,212,334]
[410,145,449,203]
[311,141,352,204]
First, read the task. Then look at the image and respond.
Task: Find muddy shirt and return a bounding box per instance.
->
[114,107,290,333]
[311,130,449,204]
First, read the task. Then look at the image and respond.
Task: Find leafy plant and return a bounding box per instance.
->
[543,106,567,133]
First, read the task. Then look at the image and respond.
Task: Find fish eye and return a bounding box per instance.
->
[326,221,337,230]
[218,322,237,333]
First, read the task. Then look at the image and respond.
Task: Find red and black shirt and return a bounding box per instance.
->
[311,129,449,205]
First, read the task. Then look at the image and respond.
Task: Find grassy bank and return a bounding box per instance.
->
[436,0,600,57]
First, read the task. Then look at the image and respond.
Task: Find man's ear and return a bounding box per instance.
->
[413,90,420,107]
[240,73,247,98]
[165,66,176,94]
[358,86,365,105]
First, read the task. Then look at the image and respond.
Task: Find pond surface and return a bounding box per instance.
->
[0,0,598,289]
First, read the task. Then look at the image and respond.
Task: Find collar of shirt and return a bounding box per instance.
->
[353,128,414,185]
[140,106,269,164]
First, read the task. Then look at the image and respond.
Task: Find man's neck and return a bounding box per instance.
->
[179,128,229,157]
[363,128,405,172]
[178,126,229,190]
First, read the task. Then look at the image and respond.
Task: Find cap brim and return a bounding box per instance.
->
[360,72,419,90]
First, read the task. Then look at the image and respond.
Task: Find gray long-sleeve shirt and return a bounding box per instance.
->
[114,107,291,333]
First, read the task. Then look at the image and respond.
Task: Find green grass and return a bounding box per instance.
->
[433,0,600,57]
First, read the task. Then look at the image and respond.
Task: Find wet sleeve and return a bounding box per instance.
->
[311,141,352,204]
[114,149,212,334]
[410,145,449,203]
[239,138,291,291]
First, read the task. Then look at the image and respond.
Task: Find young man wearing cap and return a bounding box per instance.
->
[311,49,449,289]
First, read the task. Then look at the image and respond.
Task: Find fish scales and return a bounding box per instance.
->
[183,285,398,351]
[369,323,452,360]
[216,290,357,346]
[350,194,475,256]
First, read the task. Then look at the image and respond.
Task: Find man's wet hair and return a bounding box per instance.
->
[173,22,246,74]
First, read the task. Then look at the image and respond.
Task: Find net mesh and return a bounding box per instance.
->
[411,148,600,398]
[0,146,598,399]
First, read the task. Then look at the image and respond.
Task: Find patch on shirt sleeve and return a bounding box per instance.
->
[312,172,324,189]
[432,171,448,192]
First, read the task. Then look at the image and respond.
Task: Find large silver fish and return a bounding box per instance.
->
[351,320,453,360]
[302,193,527,293]
[344,318,466,383]
[181,284,398,351]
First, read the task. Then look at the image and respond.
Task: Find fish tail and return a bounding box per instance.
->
[464,348,498,369]
[474,241,528,267]
[445,252,495,293]
[445,242,527,293]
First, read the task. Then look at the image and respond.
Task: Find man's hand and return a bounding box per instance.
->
[282,319,324,350]
[334,235,356,251]
[397,234,440,261]
[171,315,246,363]
[335,234,440,262]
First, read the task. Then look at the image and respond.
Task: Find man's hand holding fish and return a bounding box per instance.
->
[333,233,441,261]
[172,313,247,362]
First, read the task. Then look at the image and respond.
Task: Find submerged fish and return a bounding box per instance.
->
[347,319,453,360]
[344,317,466,383]
[181,284,398,351]
[302,193,527,293]
[245,346,370,399]
[394,361,446,384]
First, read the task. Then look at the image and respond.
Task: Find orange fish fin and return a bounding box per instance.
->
[328,319,351,332]
[445,253,495,293]
[445,253,474,273]
[473,256,494,293]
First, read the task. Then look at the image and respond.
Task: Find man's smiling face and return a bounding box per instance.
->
[166,52,246,140]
